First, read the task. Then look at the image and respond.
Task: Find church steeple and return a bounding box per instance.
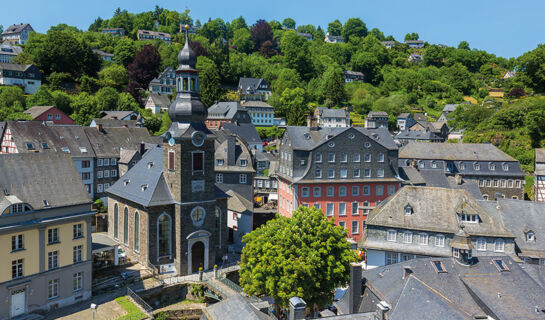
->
[167,26,207,125]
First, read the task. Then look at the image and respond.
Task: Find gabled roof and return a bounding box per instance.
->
[2,23,32,35]
[107,147,175,207]
[84,126,158,158]
[208,102,247,119]
[0,153,91,211]
[367,111,388,117]
[361,256,545,320]
[317,107,349,118]
[443,104,459,113]
[23,106,56,119]
[0,40,23,55]
[238,78,270,95]
[399,142,517,162]
[119,149,139,164]
[0,62,33,72]
[221,122,262,146]
[100,111,138,120]
[536,149,545,164]
[226,189,253,213]
[365,186,514,238]
[240,100,274,109]
[147,93,171,107]
[344,70,364,77]
[137,29,171,39]
[203,294,274,320]
[91,119,142,128]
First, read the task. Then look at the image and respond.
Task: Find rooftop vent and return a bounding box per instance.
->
[3,188,9,196]
[123,179,130,186]
[147,162,154,169]
[43,200,50,207]
[141,184,148,191]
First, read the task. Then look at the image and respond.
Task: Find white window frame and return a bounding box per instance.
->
[403,232,413,244]
[494,239,505,252]
[419,233,428,245]
[476,238,487,251]
[353,153,361,162]
[387,230,397,242]
[352,202,359,215]
[340,168,348,179]
[435,234,445,247]
[352,221,359,234]
[326,203,334,216]
[239,174,247,184]
[339,202,346,216]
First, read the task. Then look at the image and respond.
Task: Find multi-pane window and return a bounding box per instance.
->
[377,168,384,177]
[516,180,521,188]
[387,185,396,195]
[215,173,223,183]
[501,179,506,187]
[216,159,224,166]
[97,159,103,166]
[377,153,385,162]
[503,163,509,171]
[363,186,370,196]
[352,221,359,234]
[489,163,495,171]
[327,186,334,197]
[460,214,479,223]
[81,160,91,168]
[240,159,248,167]
[508,180,513,188]
[474,163,480,170]
[48,251,59,269]
[353,153,360,162]
[239,174,247,183]
[386,252,398,265]
[111,158,117,165]
[419,233,428,245]
[73,272,83,291]
[301,187,310,197]
[340,153,348,163]
[387,230,397,242]
[435,234,445,247]
[73,245,83,263]
[73,224,83,239]
[313,187,321,197]
[314,203,321,210]
[364,168,371,177]
[352,202,359,215]
[339,203,346,216]
[494,239,505,252]
[339,186,347,197]
[353,168,360,178]
[364,153,371,162]
[97,184,103,193]
[328,168,335,179]
[104,170,110,178]
[376,185,384,196]
[352,186,359,196]
[12,234,24,251]
[315,152,322,163]
[12,259,23,279]
[82,172,91,180]
[328,153,335,163]
[97,171,103,178]
[476,238,487,251]
[326,203,334,216]
[104,159,110,166]
[48,228,59,244]
[340,168,348,178]
[48,279,59,299]
[315,168,322,178]
[403,232,413,243]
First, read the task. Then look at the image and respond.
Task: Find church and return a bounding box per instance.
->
[106,31,229,275]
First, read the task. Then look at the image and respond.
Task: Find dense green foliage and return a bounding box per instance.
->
[240,206,355,308]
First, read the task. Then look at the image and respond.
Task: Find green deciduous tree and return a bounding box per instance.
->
[197,56,223,106]
[327,20,342,36]
[71,92,98,125]
[518,45,545,93]
[232,28,253,54]
[342,18,367,42]
[282,18,296,29]
[351,51,381,84]
[231,16,248,31]
[240,206,355,308]
[26,86,54,107]
[281,87,309,125]
[325,67,346,107]
[404,32,419,41]
[280,30,314,80]
[458,41,470,50]
[117,92,139,111]
[99,64,129,89]
[95,87,119,111]
[114,38,137,67]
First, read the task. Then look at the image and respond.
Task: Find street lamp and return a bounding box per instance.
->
[90,303,97,320]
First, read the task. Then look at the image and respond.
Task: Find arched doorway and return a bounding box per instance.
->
[191,241,205,273]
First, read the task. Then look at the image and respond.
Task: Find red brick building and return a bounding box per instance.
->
[277,126,400,242]
[23,106,74,124]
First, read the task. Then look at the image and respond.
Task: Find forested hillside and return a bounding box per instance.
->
[2,7,545,174]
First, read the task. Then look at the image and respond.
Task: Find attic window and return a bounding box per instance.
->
[26,142,35,150]
[489,162,495,171]
[79,147,87,153]
[304,133,311,140]
[41,142,49,149]
[474,162,480,171]
[123,179,130,186]
[526,231,535,242]
[502,163,509,171]
[460,214,479,223]
[43,200,50,208]
[404,205,413,216]
[141,184,148,191]
[3,188,9,195]
[432,261,447,273]
[147,162,154,169]
[348,133,355,139]
[62,147,70,153]
[459,162,465,170]
[493,259,509,272]
[364,142,371,148]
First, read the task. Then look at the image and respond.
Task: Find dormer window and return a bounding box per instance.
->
[459,162,465,170]
[240,159,248,167]
[62,147,70,153]
[460,214,479,223]
[8,203,32,214]
[431,161,437,168]
[141,184,148,191]
[526,231,535,242]
[123,179,130,186]
[79,147,87,153]
[474,162,480,170]
[502,163,509,171]
[26,142,35,150]
[147,162,154,169]
[404,205,413,216]
[42,142,50,149]
[489,162,495,171]
[216,159,224,166]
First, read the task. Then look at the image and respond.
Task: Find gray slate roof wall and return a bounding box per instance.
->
[399,142,517,162]
[238,78,270,95]
[204,293,274,320]
[23,106,56,119]
[2,24,32,35]
[208,101,246,119]
[101,111,138,120]
[221,122,262,145]
[91,119,142,128]
[148,93,171,107]
[84,127,158,158]
[0,153,91,211]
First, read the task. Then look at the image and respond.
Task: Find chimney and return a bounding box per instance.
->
[349,262,362,314]
[376,301,390,320]
[97,124,103,132]
[402,266,412,279]
[455,174,462,185]
[139,142,146,156]
[288,297,306,320]
[227,134,236,166]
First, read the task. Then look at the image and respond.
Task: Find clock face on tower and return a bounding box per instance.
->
[191,131,206,147]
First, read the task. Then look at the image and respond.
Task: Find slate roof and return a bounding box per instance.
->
[285,126,397,151]
[0,62,33,72]
[238,78,270,95]
[296,32,313,39]
[101,111,139,120]
[2,23,32,35]
[361,256,545,320]
[226,189,253,214]
[316,107,348,118]
[240,100,274,109]
[147,93,171,107]
[208,102,247,119]
[368,111,388,117]
[119,149,139,164]
[91,119,142,128]
[137,29,171,39]
[399,142,517,161]
[490,199,545,259]
[0,153,91,212]
[443,104,459,113]
[0,40,23,56]
[214,132,255,173]
[364,186,514,238]
[395,130,442,141]
[221,122,262,146]
[106,146,174,207]
[412,113,427,121]
[397,113,410,119]
[203,294,274,320]
[84,127,159,158]
[23,106,56,119]
[92,49,113,58]
[344,70,364,77]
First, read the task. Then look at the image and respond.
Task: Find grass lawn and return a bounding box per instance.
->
[115,296,147,320]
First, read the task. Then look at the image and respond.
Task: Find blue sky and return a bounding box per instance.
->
[2,0,542,58]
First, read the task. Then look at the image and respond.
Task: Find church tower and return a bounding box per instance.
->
[163,28,227,275]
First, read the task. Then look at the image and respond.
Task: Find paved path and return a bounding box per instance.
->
[44,288,127,320]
